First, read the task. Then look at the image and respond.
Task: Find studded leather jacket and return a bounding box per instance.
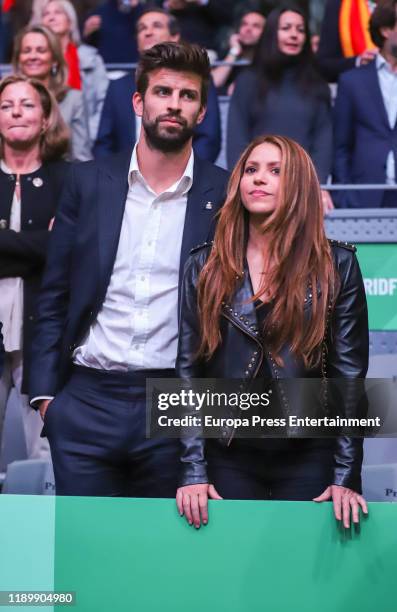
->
[176,239,369,492]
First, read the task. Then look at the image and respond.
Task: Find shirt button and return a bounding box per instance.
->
[141,276,145,281]
[134,344,139,350]
[148,241,152,246]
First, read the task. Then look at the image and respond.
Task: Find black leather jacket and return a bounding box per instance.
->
[176,239,369,492]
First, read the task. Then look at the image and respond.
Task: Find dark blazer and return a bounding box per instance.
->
[0,161,69,392]
[94,72,221,163]
[85,0,141,63]
[316,0,358,82]
[0,323,4,379]
[29,152,228,399]
[333,61,396,208]
[176,240,369,492]
[162,0,234,53]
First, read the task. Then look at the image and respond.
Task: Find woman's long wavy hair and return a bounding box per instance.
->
[252,3,329,107]
[197,135,339,369]
[12,25,68,102]
[0,74,70,161]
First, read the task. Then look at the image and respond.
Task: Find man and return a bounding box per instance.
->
[94,7,221,162]
[29,42,229,496]
[333,0,397,207]
[160,0,234,55]
[212,8,266,94]
[317,0,378,82]
[83,0,142,63]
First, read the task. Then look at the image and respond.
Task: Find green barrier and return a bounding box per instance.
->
[356,244,397,330]
[1,496,396,611]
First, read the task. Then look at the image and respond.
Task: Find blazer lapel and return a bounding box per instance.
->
[179,158,220,285]
[368,62,391,131]
[97,150,131,296]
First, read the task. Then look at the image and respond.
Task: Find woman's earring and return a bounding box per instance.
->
[51,64,58,76]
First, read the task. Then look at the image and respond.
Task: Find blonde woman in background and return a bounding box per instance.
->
[13,24,92,160]
[32,0,109,145]
[0,75,69,459]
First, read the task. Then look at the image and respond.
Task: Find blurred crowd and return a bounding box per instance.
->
[0,0,396,478]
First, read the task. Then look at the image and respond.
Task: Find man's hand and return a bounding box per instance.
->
[228,33,243,58]
[321,189,334,215]
[83,15,102,38]
[358,48,378,66]
[313,484,368,528]
[176,483,223,528]
[39,399,52,422]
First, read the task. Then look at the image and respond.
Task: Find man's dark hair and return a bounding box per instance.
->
[136,6,180,37]
[136,42,211,106]
[369,0,397,48]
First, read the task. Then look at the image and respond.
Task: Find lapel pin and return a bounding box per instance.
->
[33,177,43,188]
[205,201,213,210]
[0,219,8,230]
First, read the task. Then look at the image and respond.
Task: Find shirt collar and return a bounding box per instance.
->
[128,144,194,196]
[376,53,396,73]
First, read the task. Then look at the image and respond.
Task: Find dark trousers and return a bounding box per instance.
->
[44,366,179,497]
[207,438,335,501]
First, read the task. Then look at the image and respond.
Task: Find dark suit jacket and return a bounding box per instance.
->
[94,73,221,163]
[333,61,396,208]
[0,161,69,392]
[0,323,4,379]
[160,0,234,52]
[29,152,228,399]
[85,0,141,63]
[316,0,358,82]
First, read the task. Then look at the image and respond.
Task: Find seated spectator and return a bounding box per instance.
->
[317,0,378,82]
[0,74,69,459]
[34,0,109,145]
[82,0,143,64]
[1,0,102,60]
[12,25,92,160]
[94,7,221,162]
[333,0,397,208]
[160,0,234,56]
[212,7,266,95]
[227,3,333,212]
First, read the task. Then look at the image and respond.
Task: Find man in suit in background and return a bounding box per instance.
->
[333,0,397,207]
[317,0,378,82]
[94,7,221,162]
[30,42,228,496]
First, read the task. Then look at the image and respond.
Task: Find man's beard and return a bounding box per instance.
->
[142,112,196,153]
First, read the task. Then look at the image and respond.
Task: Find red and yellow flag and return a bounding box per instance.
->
[2,0,16,11]
[339,0,377,57]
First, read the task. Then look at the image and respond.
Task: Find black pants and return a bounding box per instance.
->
[206,438,335,501]
[44,366,179,497]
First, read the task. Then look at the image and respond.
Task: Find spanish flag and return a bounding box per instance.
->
[339,0,377,57]
[2,0,16,11]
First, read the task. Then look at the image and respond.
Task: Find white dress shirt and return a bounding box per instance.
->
[73,145,194,371]
[0,161,24,352]
[376,54,397,184]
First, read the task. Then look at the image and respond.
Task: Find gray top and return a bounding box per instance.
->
[78,44,109,145]
[59,88,92,162]
[226,68,332,182]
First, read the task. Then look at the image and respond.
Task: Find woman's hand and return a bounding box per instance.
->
[313,485,368,528]
[176,483,223,528]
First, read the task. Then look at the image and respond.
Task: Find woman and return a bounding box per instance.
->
[12,24,92,161]
[0,74,69,458]
[226,4,333,212]
[35,0,109,145]
[176,135,368,529]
